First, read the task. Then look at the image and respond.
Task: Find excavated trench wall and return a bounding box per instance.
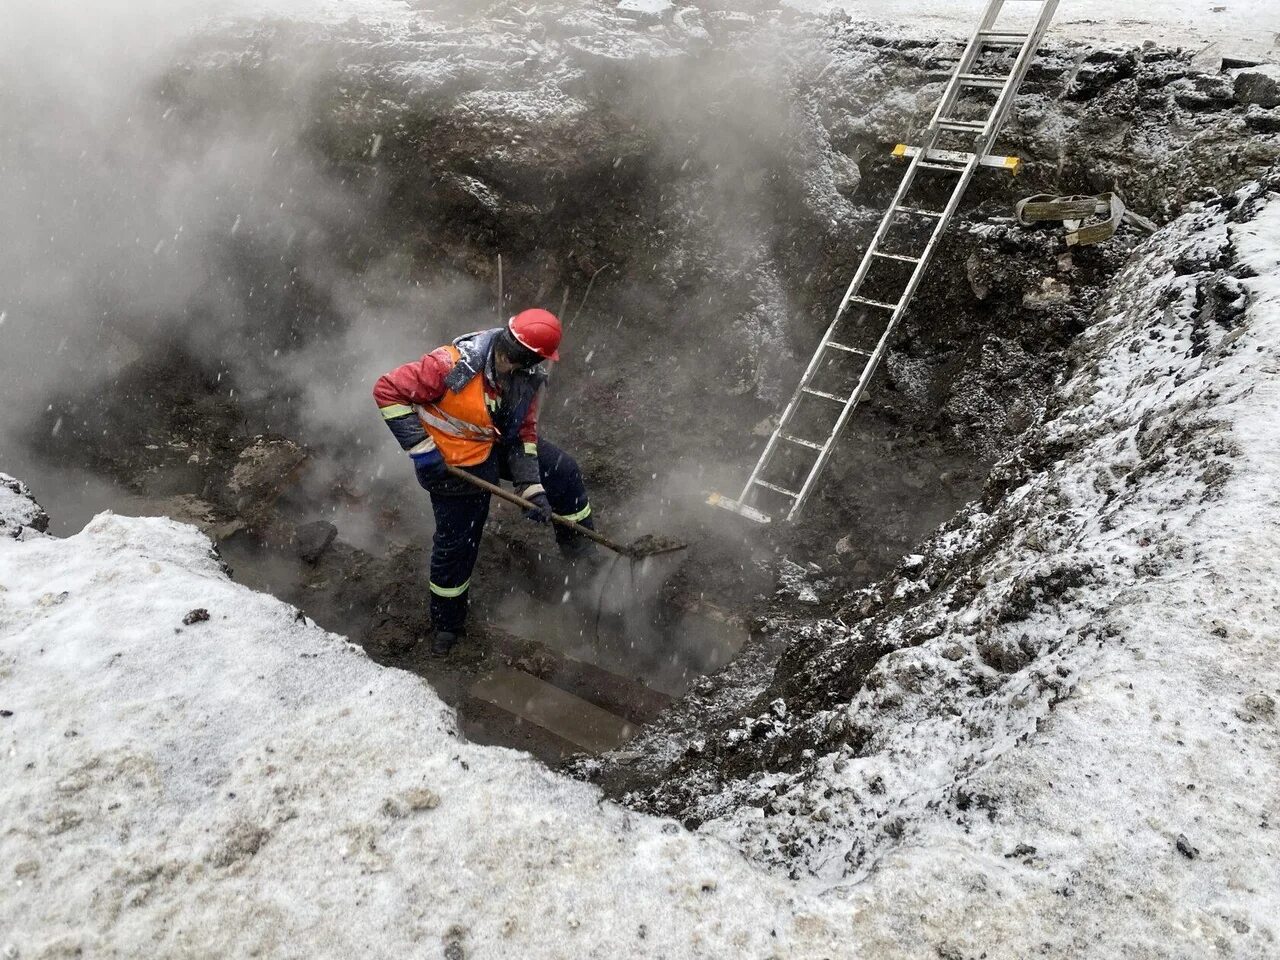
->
[6,7,1278,761]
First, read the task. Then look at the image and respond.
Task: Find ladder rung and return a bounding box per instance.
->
[781,433,824,451]
[893,144,1021,174]
[802,387,851,403]
[917,161,965,173]
[871,251,921,264]
[977,30,1029,47]
[753,479,798,498]
[938,119,987,133]
[850,295,899,311]
[825,341,873,357]
[894,205,945,218]
[958,73,1009,89]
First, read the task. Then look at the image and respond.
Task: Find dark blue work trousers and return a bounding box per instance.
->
[428,439,593,633]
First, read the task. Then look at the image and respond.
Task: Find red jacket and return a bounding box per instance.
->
[373,346,541,448]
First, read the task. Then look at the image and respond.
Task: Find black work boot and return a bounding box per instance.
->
[430,630,460,658]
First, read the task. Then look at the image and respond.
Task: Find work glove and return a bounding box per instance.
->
[521,486,553,524]
[411,446,449,489]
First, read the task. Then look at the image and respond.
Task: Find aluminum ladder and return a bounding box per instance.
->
[710,0,1059,524]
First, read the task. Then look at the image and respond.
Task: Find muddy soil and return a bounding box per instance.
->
[19,7,1280,768]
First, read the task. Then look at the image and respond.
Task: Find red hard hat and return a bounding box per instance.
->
[508,308,562,362]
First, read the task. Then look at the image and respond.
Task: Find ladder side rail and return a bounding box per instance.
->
[978,0,1061,143]
[787,151,986,520]
[926,0,1007,130]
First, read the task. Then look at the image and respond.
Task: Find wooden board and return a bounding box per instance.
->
[469,668,639,754]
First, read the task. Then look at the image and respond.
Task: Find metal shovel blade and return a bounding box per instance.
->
[624,534,688,559]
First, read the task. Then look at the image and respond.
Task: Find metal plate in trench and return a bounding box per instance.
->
[469,667,639,754]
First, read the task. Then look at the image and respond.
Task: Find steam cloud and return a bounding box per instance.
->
[0,0,483,541]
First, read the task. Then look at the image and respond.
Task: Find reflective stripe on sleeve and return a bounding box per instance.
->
[379,404,415,420]
[408,438,437,455]
[561,502,592,523]
[429,579,470,598]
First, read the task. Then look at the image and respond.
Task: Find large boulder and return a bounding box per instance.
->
[1233,65,1280,109]
[222,438,308,530]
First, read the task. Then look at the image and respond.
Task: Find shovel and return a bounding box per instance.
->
[444,465,686,560]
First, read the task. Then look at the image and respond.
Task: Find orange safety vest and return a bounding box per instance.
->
[414,346,500,466]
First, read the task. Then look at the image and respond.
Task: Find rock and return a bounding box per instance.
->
[155,495,244,541]
[224,438,308,528]
[1004,842,1037,858]
[1239,692,1276,722]
[384,787,441,817]
[405,787,441,811]
[966,254,992,300]
[977,635,1031,674]
[1233,68,1280,109]
[563,33,680,66]
[1221,57,1264,72]
[443,924,468,960]
[616,0,674,23]
[0,473,50,539]
[829,148,861,197]
[1245,108,1280,134]
[295,521,338,564]
[1175,834,1199,859]
[1023,277,1071,311]
[182,608,211,626]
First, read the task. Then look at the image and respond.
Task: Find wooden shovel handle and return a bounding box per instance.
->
[444,465,635,557]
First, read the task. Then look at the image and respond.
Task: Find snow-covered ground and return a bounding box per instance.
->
[0,507,856,957]
[849,184,1280,952]
[200,0,1280,65]
[5,182,1279,957]
[646,179,1280,954]
[789,0,1280,64]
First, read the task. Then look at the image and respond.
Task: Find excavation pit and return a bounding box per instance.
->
[5,7,1277,800]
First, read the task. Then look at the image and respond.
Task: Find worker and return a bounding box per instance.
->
[373,308,596,656]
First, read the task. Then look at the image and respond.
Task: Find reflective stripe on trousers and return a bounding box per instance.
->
[426,439,594,633]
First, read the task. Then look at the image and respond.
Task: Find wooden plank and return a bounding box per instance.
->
[469,668,638,754]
